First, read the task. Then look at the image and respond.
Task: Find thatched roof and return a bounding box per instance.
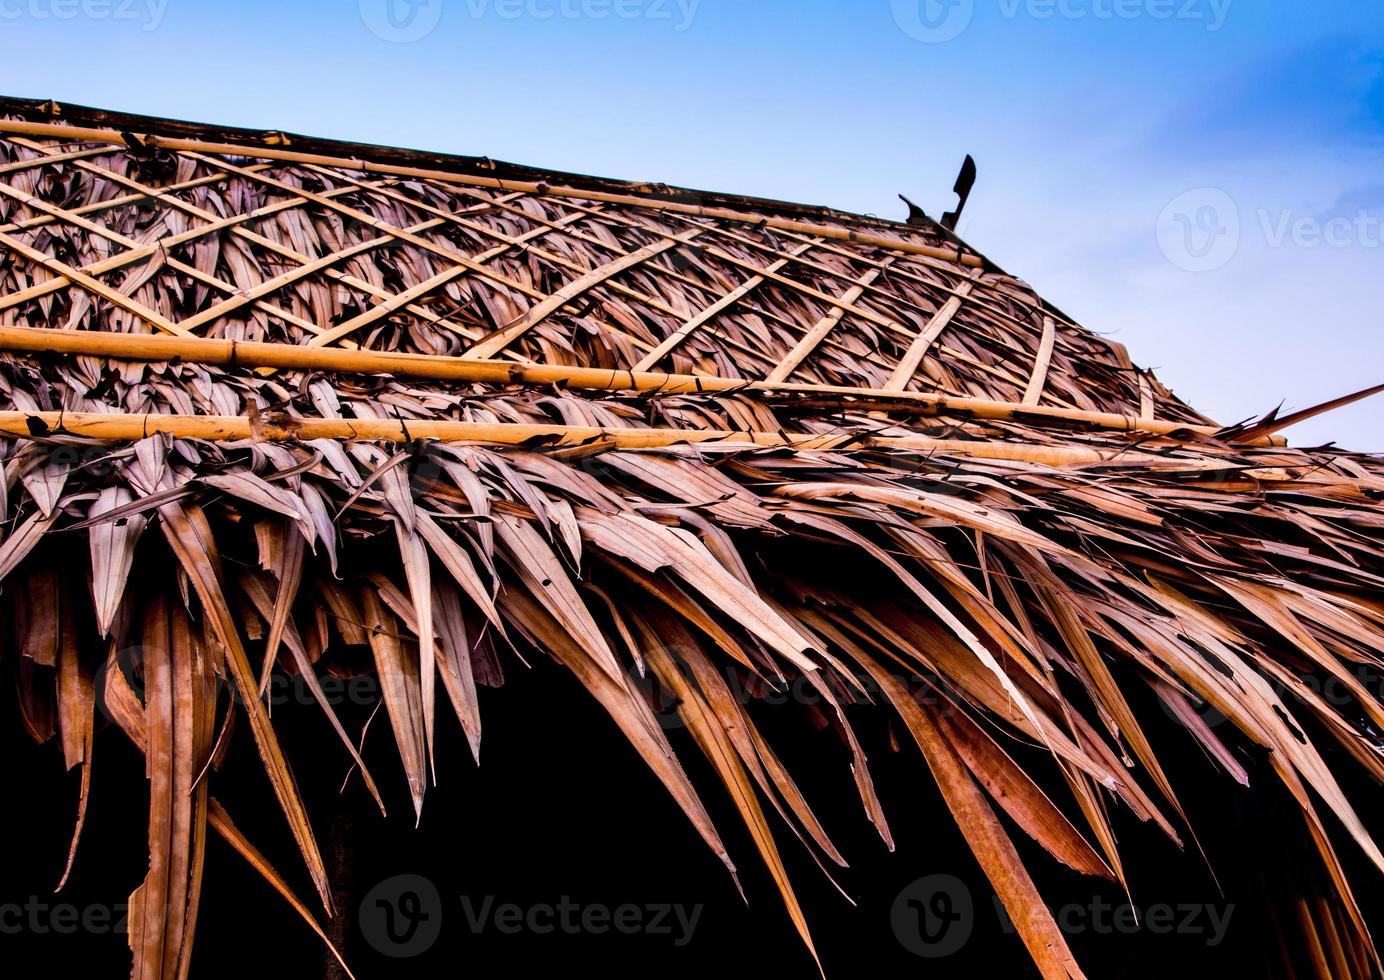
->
[1,96,1381,978]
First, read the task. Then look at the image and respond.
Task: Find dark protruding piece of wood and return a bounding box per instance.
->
[899,194,929,226]
[941,155,977,231]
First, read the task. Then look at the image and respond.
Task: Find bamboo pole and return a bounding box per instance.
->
[0,410,1182,467]
[0,118,983,269]
[631,241,818,372]
[463,236,687,359]
[0,324,1257,441]
[765,262,890,383]
[3,135,489,344]
[1022,316,1057,406]
[885,274,978,391]
[0,229,191,337]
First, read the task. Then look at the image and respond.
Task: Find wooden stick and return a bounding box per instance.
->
[0,409,1179,467]
[0,145,108,177]
[171,217,446,335]
[583,214,921,342]
[766,262,891,383]
[463,236,688,359]
[0,229,190,337]
[1138,371,1155,423]
[885,273,978,391]
[178,151,550,307]
[1023,317,1057,406]
[299,164,714,340]
[313,164,736,333]
[0,119,983,269]
[0,158,267,234]
[3,136,488,343]
[1226,383,1384,443]
[0,324,1254,441]
[632,241,818,372]
[0,175,354,343]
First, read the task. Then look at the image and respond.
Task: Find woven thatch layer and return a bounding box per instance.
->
[0,100,1381,979]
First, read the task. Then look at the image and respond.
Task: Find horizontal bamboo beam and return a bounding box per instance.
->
[0,118,983,269]
[0,324,1259,442]
[0,410,1184,468]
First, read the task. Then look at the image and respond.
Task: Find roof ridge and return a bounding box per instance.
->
[0,93,964,244]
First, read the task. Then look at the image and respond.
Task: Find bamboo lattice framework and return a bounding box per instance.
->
[0,97,1206,429]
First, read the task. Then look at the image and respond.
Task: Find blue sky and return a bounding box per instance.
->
[1,0,1380,448]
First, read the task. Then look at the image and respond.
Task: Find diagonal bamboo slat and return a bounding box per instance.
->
[766,261,894,383]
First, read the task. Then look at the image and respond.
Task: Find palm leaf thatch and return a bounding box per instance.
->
[0,95,1381,978]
